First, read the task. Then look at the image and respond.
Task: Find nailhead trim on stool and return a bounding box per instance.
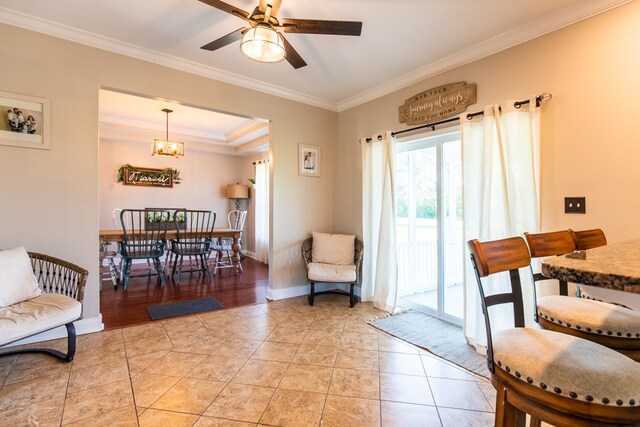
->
[539,312,640,338]
[496,360,638,407]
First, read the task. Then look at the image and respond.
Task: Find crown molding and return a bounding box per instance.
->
[0,7,338,112]
[99,113,229,141]
[99,121,267,156]
[226,121,269,147]
[335,0,633,112]
[0,1,631,113]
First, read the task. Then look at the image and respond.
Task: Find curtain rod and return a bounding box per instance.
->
[385,92,552,139]
[252,159,269,165]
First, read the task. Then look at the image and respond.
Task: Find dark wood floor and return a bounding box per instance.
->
[100,257,269,329]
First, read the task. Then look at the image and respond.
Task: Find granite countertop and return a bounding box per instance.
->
[541,238,640,294]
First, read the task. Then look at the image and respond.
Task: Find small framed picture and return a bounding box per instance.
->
[0,91,51,150]
[299,144,321,177]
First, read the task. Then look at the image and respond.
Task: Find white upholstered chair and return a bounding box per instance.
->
[301,232,363,307]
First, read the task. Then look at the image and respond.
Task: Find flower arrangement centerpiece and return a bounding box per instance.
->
[145,210,186,230]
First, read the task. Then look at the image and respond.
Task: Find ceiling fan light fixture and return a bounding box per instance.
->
[240,23,286,63]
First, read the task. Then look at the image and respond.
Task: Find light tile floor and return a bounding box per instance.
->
[0,295,497,426]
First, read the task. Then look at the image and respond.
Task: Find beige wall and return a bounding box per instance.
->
[99,138,244,229]
[0,23,337,320]
[2,1,639,322]
[336,1,640,245]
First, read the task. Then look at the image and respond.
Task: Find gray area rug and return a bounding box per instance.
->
[370,311,490,378]
[147,297,224,320]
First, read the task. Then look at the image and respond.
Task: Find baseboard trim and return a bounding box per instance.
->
[2,315,104,348]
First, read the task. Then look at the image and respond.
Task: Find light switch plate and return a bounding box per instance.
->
[564,197,586,214]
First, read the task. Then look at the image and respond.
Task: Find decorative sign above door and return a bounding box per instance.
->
[399,81,477,126]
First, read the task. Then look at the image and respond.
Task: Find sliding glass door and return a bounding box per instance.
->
[396,130,463,324]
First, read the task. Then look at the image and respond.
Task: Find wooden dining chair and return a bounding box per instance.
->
[468,236,640,427]
[168,209,216,282]
[118,208,171,289]
[525,230,640,362]
[211,210,247,275]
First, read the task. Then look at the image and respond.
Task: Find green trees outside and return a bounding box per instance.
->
[396,149,461,219]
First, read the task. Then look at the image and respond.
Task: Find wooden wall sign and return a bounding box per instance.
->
[399,81,477,126]
[120,166,174,188]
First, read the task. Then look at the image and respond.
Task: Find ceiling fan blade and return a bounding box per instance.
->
[281,18,362,36]
[281,35,307,69]
[198,0,250,21]
[201,28,246,51]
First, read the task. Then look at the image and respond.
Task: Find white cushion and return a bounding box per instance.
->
[0,247,41,308]
[308,262,357,283]
[538,295,640,338]
[493,328,640,407]
[0,293,81,346]
[311,232,355,265]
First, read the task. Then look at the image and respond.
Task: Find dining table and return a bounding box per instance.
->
[99,228,243,281]
[541,238,640,294]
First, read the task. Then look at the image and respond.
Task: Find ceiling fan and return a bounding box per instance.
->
[198,0,363,69]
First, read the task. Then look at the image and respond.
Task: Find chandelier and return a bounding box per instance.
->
[152,108,184,157]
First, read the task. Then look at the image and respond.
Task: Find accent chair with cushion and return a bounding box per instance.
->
[301,232,363,307]
[468,236,640,426]
[0,247,87,362]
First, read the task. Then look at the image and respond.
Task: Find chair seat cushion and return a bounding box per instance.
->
[0,293,81,346]
[538,295,640,338]
[493,328,640,407]
[308,262,356,283]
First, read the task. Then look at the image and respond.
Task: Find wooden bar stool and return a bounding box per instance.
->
[570,228,607,250]
[468,236,640,427]
[569,228,620,303]
[525,230,640,361]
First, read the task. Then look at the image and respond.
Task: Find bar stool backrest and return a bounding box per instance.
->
[467,236,531,372]
[570,228,607,250]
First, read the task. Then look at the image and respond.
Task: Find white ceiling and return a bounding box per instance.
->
[0,0,630,111]
[98,89,269,156]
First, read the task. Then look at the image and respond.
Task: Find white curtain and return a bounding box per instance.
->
[361,131,398,312]
[462,100,540,347]
[254,161,269,264]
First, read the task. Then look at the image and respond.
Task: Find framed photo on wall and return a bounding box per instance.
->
[0,91,51,150]
[299,143,321,177]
